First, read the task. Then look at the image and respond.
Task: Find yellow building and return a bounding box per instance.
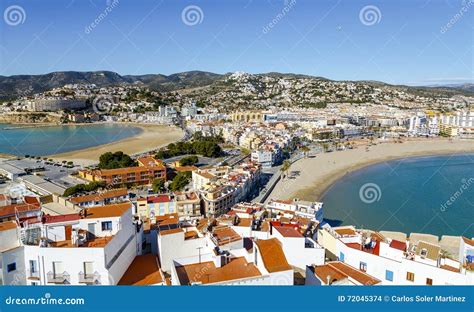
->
[231,111,265,123]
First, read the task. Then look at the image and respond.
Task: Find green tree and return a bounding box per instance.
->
[152,178,166,193]
[280,160,291,180]
[99,151,136,169]
[169,172,191,191]
[300,146,310,158]
[180,155,199,166]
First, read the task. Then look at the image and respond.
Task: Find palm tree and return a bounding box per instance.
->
[300,146,310,158]
[280,160,291,180]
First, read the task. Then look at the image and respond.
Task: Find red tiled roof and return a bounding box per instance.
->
[43,213,80,224]
[24,196,40,205]
[274,226,302,238]
[0,221,17,232]
[69,188,127,204]
[390,239,407,251]
[313,261,381,285]
[255,238,292,273]
[148,195,171,203]
[462,237,474,247]
[0,202,41,218]
[118,254,164,285]
[160,228,184,236]
[346,243,362,250]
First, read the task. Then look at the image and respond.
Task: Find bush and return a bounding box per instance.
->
[63,181,106,197]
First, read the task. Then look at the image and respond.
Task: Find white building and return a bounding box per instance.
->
[170,236,293,285]
[317,225,474,285]
[267,199,324,223]
[270,225,324,270]
[1,202,143,285]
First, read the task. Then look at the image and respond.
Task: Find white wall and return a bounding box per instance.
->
[158,231,207,273]
[0,228,20,252]
[272,230,325,269]
[1,246,25,285]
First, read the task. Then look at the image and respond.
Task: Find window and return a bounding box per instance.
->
[385,270,394,282]
[426,278,433,285]
[420,248,428,258]
[359,262,367,272]
[101,221,112,231]
[29,260,38,273]
[7,263,16,272]
[406,272,415,282]
[339,252,345,262]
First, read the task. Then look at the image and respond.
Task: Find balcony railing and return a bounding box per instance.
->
[47,271,70,284]
[78,272,101,285]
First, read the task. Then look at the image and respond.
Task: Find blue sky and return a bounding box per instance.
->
[0,0,473,85]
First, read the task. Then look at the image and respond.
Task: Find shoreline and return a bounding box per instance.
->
[47,123,183,166]
[268,138,474,202]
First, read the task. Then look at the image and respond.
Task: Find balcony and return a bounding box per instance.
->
[78,272,101,285]
[47,271,70,284]
[26,270,40,280]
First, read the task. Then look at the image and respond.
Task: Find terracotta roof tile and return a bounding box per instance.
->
[255,238,292,273]
[118,254,164,285]
[175,257,261,285]
[83,202,131,219]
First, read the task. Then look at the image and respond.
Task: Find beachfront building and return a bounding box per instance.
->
[0,202,143,285]
[266,199,324,223]
[460,237,474,272]
[317,225,474,285]
[26,98,87,112]
[251,145,282,168]
[78,156,166,186]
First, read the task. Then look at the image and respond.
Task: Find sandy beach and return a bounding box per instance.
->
[268,138,474,202]
[49,124,183,166]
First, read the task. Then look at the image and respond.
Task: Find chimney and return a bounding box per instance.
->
[326,275,331,285]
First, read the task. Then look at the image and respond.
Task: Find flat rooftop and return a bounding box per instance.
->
[50,235,114,248]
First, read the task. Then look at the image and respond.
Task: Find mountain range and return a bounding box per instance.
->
[0,70,472,101]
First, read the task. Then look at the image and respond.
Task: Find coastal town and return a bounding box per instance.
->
[0,74,474,286]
